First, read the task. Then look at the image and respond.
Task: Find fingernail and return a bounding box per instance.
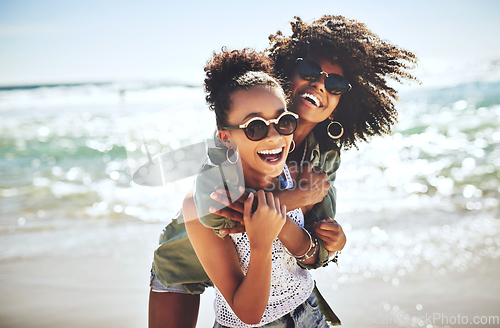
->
[209,206,216,213]
[219,229,226,234]
[210,192,217,199]
[239,186,244,193]
[248,193,253,199]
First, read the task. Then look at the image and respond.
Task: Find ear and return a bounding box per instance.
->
[217,130,233,149]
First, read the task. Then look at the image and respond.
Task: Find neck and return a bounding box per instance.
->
[288,120,315,164]
[293,120,316,149]
[242,165,280,191]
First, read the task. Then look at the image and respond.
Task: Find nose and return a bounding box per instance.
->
[309,72,326,92]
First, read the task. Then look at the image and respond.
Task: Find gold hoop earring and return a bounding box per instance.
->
[327,121,344,139]
[226,148,239,164]
[289,140,296,153]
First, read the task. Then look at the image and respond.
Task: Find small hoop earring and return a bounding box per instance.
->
[327,121,344,139]
[226,148,239,164]
[289,140,296,153]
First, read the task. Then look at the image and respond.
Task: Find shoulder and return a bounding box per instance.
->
[306,127,340,156]
[182,190,198,224]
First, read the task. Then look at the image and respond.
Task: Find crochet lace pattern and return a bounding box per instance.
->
[214,165,314,327]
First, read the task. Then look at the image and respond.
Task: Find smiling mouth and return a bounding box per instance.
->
[257,147,284,163]
[300,92,322,107]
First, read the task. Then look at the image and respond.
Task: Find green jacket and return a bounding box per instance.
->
[152,131,341,292]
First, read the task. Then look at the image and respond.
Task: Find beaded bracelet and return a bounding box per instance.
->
[329,251,341,267]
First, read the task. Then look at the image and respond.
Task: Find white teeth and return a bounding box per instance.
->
[258,148,283,155]
[301,93,321,107]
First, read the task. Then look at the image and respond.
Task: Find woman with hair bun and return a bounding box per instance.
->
[150,48,341,328]
[185,47,330,327]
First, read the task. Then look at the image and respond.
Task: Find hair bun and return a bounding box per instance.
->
[204,48,274,109]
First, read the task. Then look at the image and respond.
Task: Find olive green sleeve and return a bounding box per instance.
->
[298,186,337,269]
[193,164,235,238]
[309,185,337,223]
[193,162,254,238]
[152,211,211,290]
[300,134,341,269]
[312,148,341,184]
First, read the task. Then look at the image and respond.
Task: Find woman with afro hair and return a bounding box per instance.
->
[268,15,417,153]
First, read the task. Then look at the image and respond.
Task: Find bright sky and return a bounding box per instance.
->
[1,0,499,86]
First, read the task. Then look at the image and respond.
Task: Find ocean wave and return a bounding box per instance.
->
[0,82,498,228]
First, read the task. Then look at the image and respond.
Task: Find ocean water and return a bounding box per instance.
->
[1,69,499,326]
[0,82,213,262]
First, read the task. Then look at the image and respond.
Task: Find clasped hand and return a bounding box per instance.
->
[243,190,286,248]
[209,171,346,254]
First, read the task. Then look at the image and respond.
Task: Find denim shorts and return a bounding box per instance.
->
[213,291,329,328]
[149,271,211,294]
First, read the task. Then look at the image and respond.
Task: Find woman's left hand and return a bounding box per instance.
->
[312,217,346,254]
[209,189,248,234]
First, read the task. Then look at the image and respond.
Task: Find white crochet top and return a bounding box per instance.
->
[214,164,314,327]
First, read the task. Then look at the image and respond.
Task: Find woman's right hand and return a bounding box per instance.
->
[243,190,286,250]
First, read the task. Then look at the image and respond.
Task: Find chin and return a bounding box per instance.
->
[257,162,282,177]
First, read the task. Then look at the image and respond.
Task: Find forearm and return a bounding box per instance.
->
[191,190,285,325]
[273,189,308,211]
[278,216,318,266]
[187,220,273,325]
[231,246,272,324]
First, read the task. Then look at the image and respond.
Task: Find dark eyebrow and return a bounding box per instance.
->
[241,108,286,122]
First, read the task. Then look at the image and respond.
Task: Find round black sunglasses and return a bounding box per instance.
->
[297,58,352,95]
[221,111,299,141]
